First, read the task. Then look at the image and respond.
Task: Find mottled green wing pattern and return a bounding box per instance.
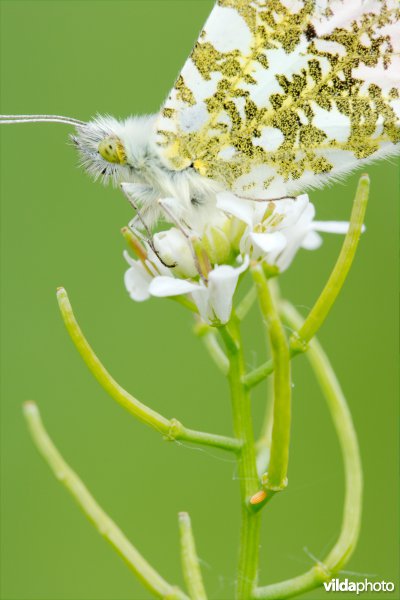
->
[156,0,400,199]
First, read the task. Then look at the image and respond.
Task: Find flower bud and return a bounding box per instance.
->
[153,228,197,277]
[202,225,232,265]
[121,227,148,262]
[223,217,247,251]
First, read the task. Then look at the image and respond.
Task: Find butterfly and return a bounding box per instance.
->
[1,0,399,230]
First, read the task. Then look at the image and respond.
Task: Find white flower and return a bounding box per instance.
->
[123,191,357,323]
[149,257,249,324]
[217,192,354,271]
[124,260,153,302]
[123,226,249,325]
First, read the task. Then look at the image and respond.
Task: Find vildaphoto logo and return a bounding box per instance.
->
[323,578,395,594]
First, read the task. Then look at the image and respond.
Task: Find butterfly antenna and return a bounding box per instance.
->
[0,114,86,126]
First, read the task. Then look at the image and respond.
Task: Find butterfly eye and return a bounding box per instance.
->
[98,135,127,165]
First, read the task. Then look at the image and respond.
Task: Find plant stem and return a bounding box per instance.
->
[173,421,241,452]
[194,321,229,375]
[244,174,369,391]
[220,319,261,600]
[202,331,229,374]
[243,358,275,390]
[252,266,291,494]
[23,401,188,600]
[253,301,363,599]
[255,376,274,478]
[236,285,257,321]
[170,295,199,313]
[178,512,208,600]
[56,287,240,454]
[291,174,369,350]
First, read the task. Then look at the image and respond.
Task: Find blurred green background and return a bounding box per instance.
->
[0,2,398,599]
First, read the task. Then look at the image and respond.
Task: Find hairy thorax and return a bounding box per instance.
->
[74,113,223,230]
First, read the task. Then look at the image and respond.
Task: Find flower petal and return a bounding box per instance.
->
[313,220,366,234]
[149,276,200,297]
[272,195,311,228]
[123,249,137,267]
[216,191,256,227]
[249,231,287,254]
[191,287,210,322]
[301,230,323,250]
[124,262,153,302]
[207,256,250,323]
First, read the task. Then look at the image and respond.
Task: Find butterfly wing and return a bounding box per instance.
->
[156,0,400,199]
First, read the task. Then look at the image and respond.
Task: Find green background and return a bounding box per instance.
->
[0,1,398,599]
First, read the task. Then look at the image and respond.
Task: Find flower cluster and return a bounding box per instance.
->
[123,193,352,325]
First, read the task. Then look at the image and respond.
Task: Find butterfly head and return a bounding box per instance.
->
[71,115,133,185]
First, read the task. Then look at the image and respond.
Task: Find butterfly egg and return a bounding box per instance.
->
[98,135,127,164]
[249,490,267,505]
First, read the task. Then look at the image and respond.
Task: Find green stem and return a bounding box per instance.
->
[244,174,369,390]
[56,287,240,454]
[292,173,369,349]
[178,512,208,600]
[255,376,274,478]
[236,285,257,321]
[243,359,275,390]
[170,295,198,313]
[253,301,363,599]
[251,266,291,495]
[243,353,274,390]
[202,331,229,374]
[23,402,188,600]
[194,321,229,375]
[220,319,261,600]
[172,420,241,452]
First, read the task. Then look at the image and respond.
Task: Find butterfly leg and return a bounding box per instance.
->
[244,195,297,202]
[158,199,192,237]
[121,184,177,268]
